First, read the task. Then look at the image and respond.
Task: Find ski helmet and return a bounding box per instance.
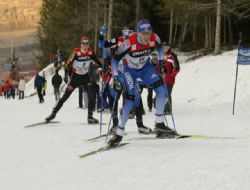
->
[137,19,152,33]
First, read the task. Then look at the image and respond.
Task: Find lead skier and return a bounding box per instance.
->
[108,19,177,147]
[99,26,152,134]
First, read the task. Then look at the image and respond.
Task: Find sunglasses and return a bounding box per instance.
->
[140,31,151,36]
[81,40,89,44]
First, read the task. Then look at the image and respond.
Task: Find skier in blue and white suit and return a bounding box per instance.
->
[108,19,177,147]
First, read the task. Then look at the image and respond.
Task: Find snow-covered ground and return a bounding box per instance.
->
[1,50,250,190]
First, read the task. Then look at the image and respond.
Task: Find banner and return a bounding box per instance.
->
[237,47,250,65]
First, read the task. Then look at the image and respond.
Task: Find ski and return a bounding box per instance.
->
[86,132,128,142]
[176,134,239,139]
[79,143,129,159]
[82,122,107,126]
[127,134,239,141]
[86,134,107,141]
[24,121,60,128]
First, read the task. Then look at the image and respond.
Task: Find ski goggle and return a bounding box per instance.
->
[140,31,151,36]
[81,40,89,44]
[122,29,133,37]
[137,23,152,33]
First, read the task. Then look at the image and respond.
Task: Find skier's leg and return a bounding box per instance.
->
[45,79,76,122]
[85,80,98,124]
[147,88,153,112]
[141,63,176,137]
[108,69,137,147]
[108,83,122,130]
[78,85,83,108]
[135,98,152,134]
[37,88,43,103]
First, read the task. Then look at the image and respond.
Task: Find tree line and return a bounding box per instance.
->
[37,0,250,67]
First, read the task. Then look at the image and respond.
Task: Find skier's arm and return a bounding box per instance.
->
[99,36,117,49]
[111,39,130,76]
[65,51,75,69]
[171,52,180,71]
[90,53,102,68]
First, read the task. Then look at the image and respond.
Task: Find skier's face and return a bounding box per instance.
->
[163,45,170,54]
[151,56,158,65]
[81,42,89,52]
[138,31,151,45]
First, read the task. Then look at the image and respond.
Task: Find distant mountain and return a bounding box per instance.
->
[0,0,41,31]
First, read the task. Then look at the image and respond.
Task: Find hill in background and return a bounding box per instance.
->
[0,0,42,81]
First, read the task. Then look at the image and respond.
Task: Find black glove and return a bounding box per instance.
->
[112,76,122,91]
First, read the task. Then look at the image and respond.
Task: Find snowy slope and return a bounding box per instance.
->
[1,50,250,190]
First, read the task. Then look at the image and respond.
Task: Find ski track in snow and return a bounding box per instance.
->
[1,50,250,190]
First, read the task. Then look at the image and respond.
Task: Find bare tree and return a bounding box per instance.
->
[94,0,99,52]
[107,0,113,40]
[135,0,140,28]
[214,0,221,54]
[169,9,174,45]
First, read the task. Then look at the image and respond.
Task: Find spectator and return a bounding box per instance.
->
[18,76,26,99]
[10,86,16,99]
[52,70,62,101]
[3,80,10,99]
[34,72,45,103]
[162,42,180,114]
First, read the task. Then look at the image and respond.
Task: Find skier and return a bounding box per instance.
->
[18,76,26,99]
[108,19,177,147]
[45,36,101,124]
[99,26,152,134]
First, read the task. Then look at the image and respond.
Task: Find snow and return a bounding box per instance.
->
[1,50,250,190]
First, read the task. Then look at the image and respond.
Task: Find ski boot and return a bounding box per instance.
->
[137,124,153,134]
[155,123,176,138]
[45,112,56,122]
[87,116,99,124]
[108,134,123,147]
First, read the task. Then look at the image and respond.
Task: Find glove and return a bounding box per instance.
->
[112,76,122,91]
[100,26,107,36]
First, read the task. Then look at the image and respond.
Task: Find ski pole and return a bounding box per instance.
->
[99,80,108,136]
[105,91,119,143]
[165,83,177,132]
[160,73,177,132]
